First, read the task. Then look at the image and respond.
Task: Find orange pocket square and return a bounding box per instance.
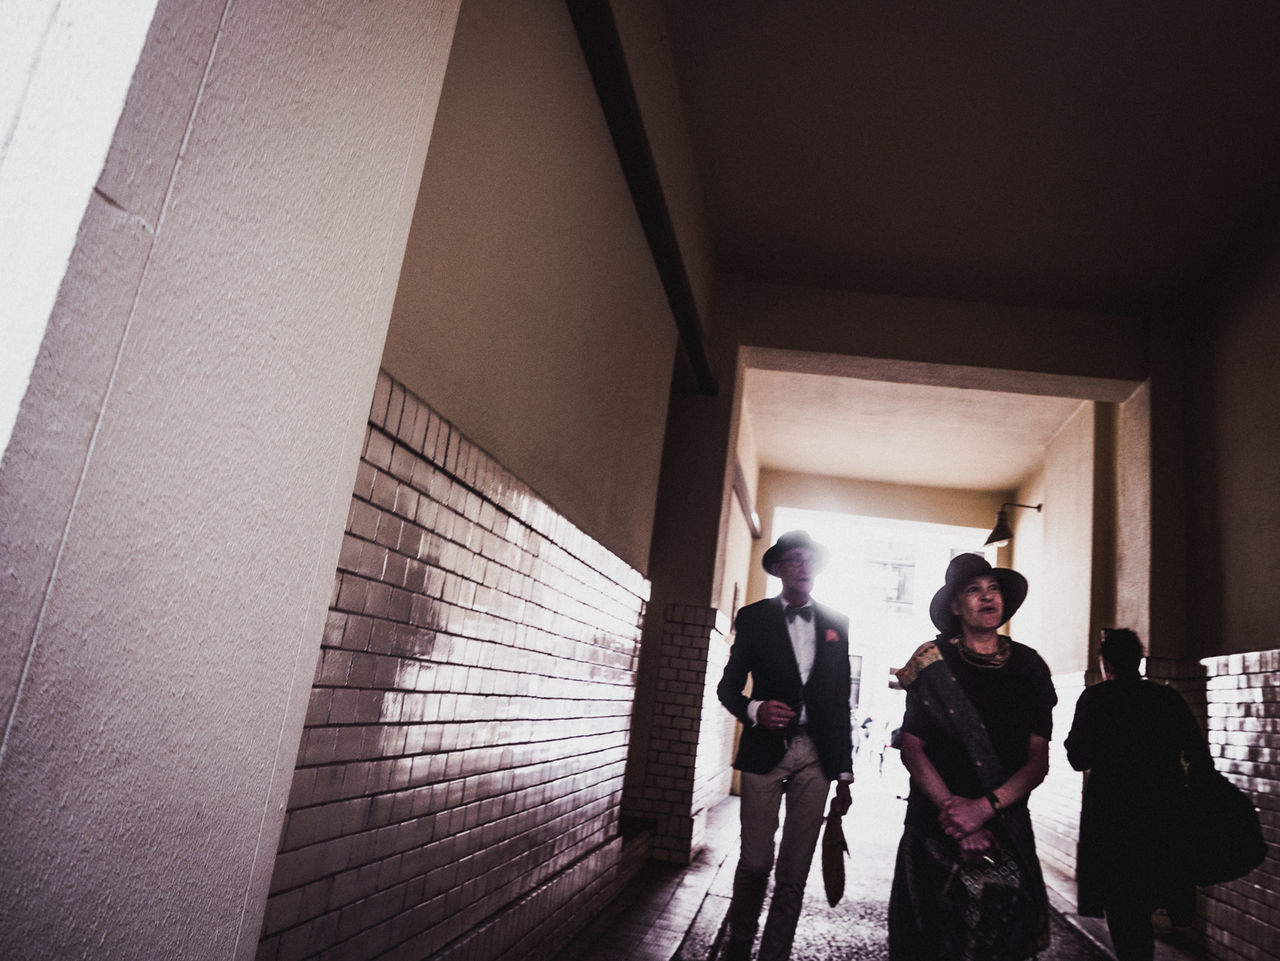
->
[825,629,839,642]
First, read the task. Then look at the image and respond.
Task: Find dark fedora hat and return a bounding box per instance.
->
[762,530,829,575]
[929,553,1028,634]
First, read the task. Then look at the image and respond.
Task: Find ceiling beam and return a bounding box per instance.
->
[566,0,718,396]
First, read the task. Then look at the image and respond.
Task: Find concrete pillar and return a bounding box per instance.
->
[0,2,461,959]
[623,347,741,860]
[1148,321,1193,661]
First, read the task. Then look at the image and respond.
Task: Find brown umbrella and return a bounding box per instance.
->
[822,798,848,907]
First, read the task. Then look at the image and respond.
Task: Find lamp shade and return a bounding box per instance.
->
[984,502,1041,547]
[985,509,1013,547]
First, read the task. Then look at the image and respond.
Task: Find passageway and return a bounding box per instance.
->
[567,754,1200,961]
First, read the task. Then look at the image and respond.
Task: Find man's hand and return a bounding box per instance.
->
[757,700,797,730]
[831,779,852,816]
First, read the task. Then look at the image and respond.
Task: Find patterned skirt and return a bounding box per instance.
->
[888,818,1049,961]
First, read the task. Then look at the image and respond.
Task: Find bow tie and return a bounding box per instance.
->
[785,604,813,623]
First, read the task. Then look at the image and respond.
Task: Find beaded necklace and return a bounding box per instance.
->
[950,633,1011,669]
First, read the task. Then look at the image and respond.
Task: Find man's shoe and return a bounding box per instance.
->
[721,937,751,961]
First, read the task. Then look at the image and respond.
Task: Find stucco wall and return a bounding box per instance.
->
[1189,248,1280,656]
[0,0,158,455]
[721,372,762,618]
[0,3,462,960]
[381,0,678,575]
[727,276,1147,393]
[1114,383,1153,645]
[1013,401,1095,676]
[611,0,716,331]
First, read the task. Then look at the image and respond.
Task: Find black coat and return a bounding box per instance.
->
[1064,676,1210,922]
[717,597,853,782]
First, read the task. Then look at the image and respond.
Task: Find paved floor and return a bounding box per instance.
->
[563,769,1205,961]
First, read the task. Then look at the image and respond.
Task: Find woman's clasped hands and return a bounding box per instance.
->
[939,796,996,861]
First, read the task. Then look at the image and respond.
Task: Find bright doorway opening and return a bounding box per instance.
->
[767,506,996,780]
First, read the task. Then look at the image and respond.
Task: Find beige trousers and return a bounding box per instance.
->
[725,733,831,961]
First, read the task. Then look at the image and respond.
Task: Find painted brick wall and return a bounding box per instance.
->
[255,371,649,961]
[693,618,737,838]
[1197,650,1280,961]
[1031,671,1086,879]
[626,604,735,862]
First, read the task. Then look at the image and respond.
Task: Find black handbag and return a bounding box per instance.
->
[1182,757,1267,886]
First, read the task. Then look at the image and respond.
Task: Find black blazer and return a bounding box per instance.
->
[717,597,853,781]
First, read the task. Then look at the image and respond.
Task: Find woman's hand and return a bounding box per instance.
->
[957,828,996,862]
[939,795,992,840]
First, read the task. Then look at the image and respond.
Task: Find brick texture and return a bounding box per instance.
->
[625,604,735,863]
[1030,671,1086,880]
[1195,650,1280,961]
[256,371,649,961]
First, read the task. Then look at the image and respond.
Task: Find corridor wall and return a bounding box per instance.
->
[1194,650,1280,961]
[1188,249,1280,657]
[1007,401,1101,678]
[257,372,649,961]
[0,2,463,960]
[378,0,690,869]
[1178,243,1280,960]
[381,0,679,575]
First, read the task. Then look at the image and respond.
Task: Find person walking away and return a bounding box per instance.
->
[1065,628,1210,961]
[715,530,854,961]
[888,553,1057,961]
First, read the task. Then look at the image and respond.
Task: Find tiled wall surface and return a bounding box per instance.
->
[625,604,736,862]
[692,615,737,843]
[256,372,649,961]
[1030,671,1086,880]
[1196,650,1279,961]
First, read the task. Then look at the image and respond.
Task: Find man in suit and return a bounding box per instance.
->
[716,530,854,961]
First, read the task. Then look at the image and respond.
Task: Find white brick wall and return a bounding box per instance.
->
[257,372,648,961]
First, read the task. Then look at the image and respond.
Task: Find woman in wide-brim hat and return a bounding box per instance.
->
[888,553,1058,961]
[927,552,1027,642]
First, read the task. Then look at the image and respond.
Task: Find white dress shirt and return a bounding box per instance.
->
[747,595,816,726]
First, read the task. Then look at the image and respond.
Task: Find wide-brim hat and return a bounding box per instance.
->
[762,530,829,576]
[929,552,1028,634]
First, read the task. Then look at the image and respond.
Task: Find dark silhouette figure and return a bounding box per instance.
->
[1065,628,1210,961]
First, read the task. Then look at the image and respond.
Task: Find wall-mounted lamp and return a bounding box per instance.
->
[984,502,1042,547]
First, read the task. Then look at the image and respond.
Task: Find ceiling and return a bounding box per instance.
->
[652,1,1280,488]
[744,369,1085,490]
